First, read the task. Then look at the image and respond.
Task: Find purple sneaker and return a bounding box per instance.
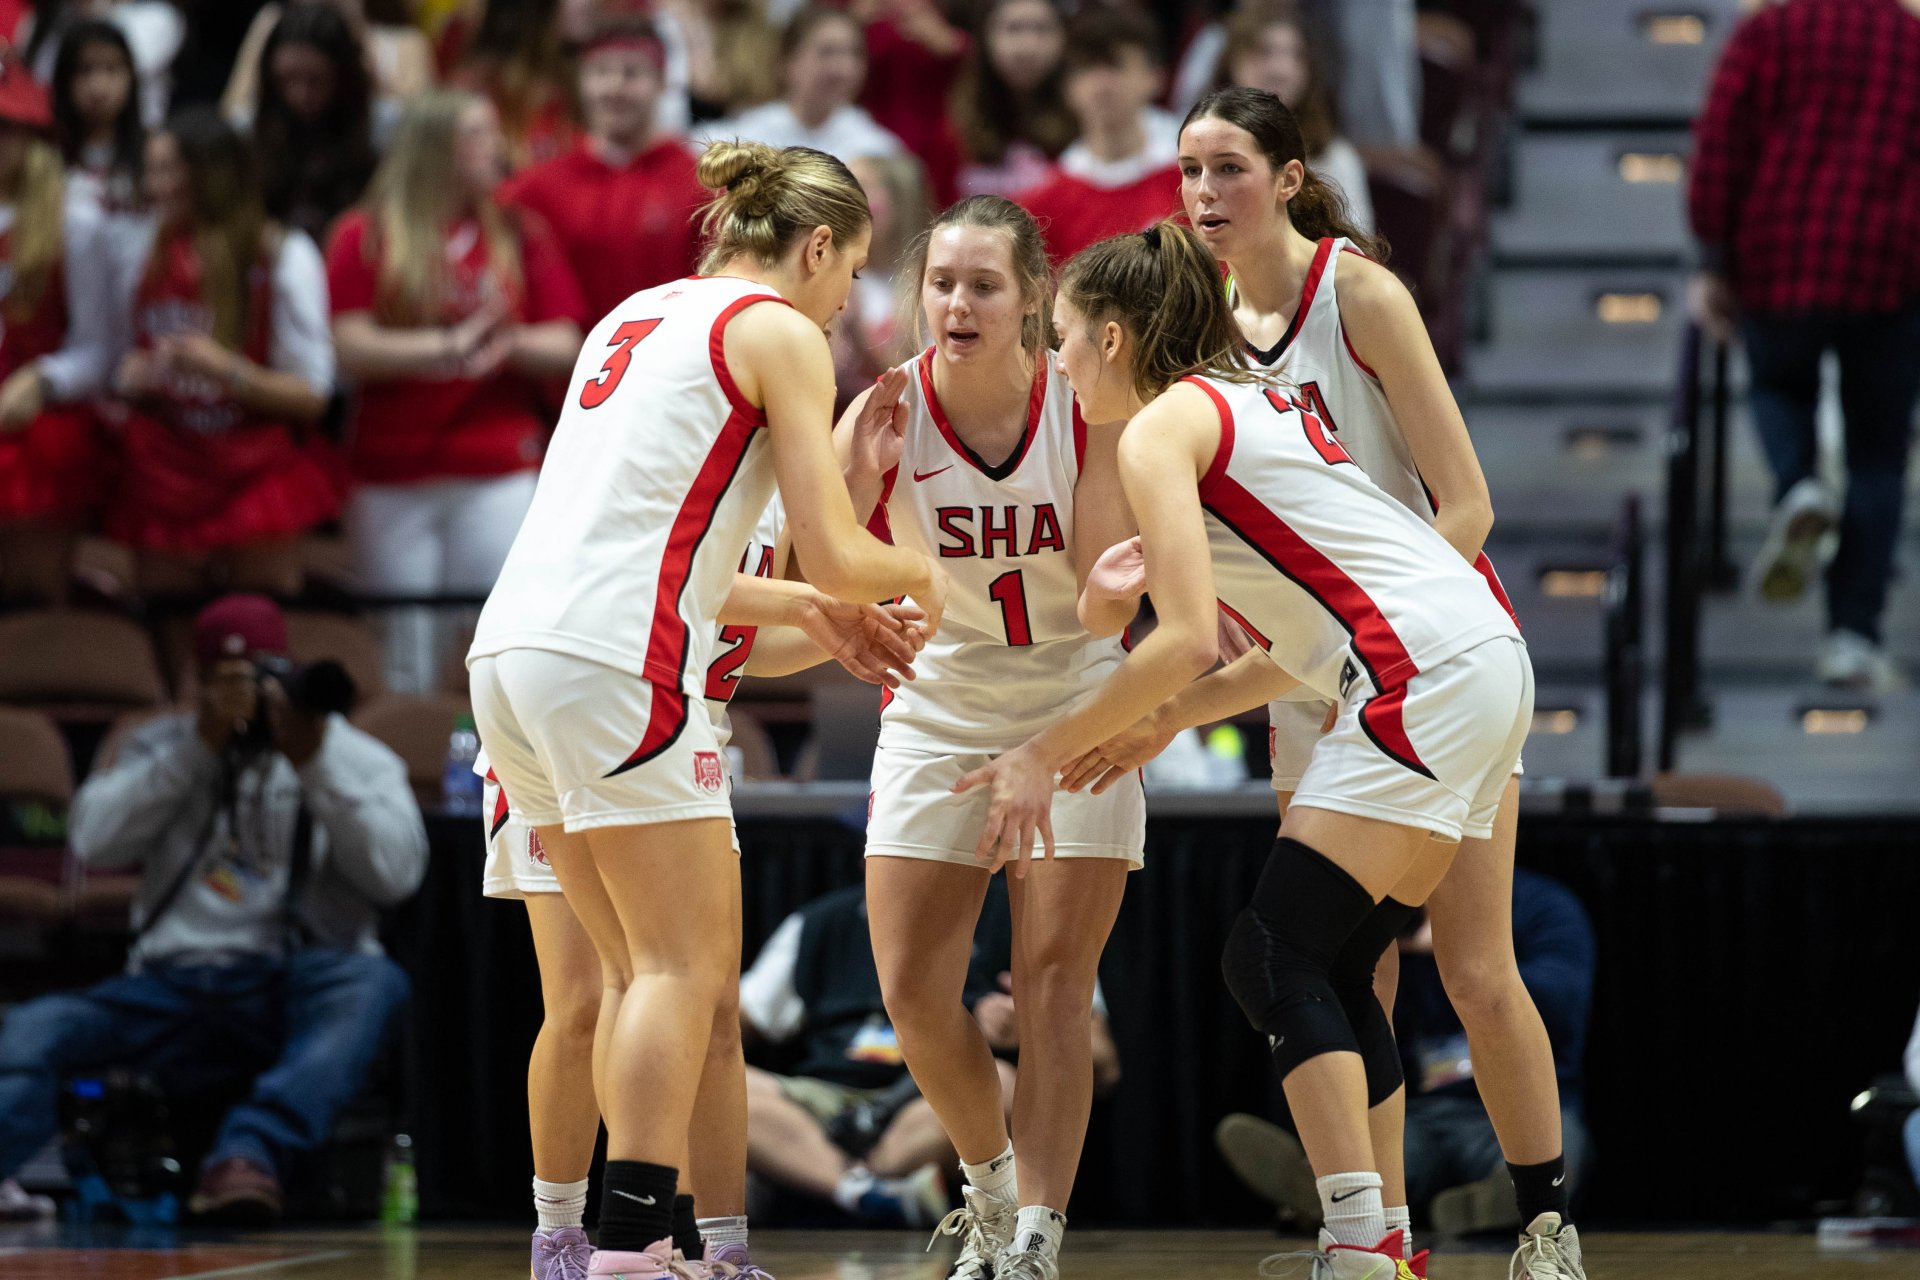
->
[704,1240,777,1280]
[533,1226,593,1280]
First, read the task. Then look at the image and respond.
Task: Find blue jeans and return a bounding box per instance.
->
[1403,1093,1590,1212]
[0,949,408,1181]
[1738,304,1920,644]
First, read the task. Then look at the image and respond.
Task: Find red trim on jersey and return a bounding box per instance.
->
[1204,471,1424,692]
[1473,551,1521,629]
[487,769,511,839]
[1071,401,1087,471]
[1216,599,1271,650]
[613,406,761,775]
[1338,320,1379,381]
[1185,377,1237,495]
[1358,682,1435,780]
[708,293,792,425]
[1244,237,1334,366]
[867,464,898,541]
[916,347,1046,481]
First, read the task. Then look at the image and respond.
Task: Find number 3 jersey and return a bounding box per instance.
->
[472,276,784,697]
[868,349,1125,754]
[1188,373,1519,705]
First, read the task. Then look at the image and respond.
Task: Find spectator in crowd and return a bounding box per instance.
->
[741,880,1121,1227]
[702,6,905,169]
[1216,869,1595,1234]
[1211,2,1372,234]
[500,14,706,324]
[52,19,149,221]
[1687,0,1920,692]
[0,57,119,605]
[26,0,187,128]
[655,0,780,122]
[222,0,436,127]
[451,0,588,171]
[947,0,1074,200]
[853,0,968,204]
[327,90,585,693]
[107,107,341,599]
[1019,9,1180,262]
[0,594,429,1223]
[828,152,923,406]
[242,4,382,245]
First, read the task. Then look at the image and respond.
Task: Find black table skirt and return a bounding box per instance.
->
[387,807,1920,1225]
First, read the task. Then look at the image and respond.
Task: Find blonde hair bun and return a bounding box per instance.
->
[695,142,870,274]
[697,140,785,220]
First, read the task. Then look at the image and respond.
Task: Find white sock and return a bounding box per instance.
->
[832,1166,877,1215]
[1384,1205,1412,1257]
[1010,1205,1065,1260]
[697,1214,749,1253]
[533,1176,589,1231]
[1317,1171,1385,1247]
[960,1144,1018,1203]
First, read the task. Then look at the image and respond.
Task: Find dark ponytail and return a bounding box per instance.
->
[1182,85,1388,264]
[1059,220,1262,402]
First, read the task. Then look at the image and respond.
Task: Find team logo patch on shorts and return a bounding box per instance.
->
[694,750,725,793]
[527,829,549,866]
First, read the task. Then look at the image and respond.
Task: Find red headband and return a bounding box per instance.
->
[584,33,667,71]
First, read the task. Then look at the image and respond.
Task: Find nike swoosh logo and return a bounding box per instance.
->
[1329,1188,1370,1203]
[610,1190,657,1205]
[1551,1175,1565,1187]
[913,465,954,482]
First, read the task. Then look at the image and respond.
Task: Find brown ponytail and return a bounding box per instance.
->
[1059,220,1264,402]
[1182,85,1388,264]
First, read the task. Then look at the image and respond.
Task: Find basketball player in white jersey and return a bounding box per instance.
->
[833,197,1142,1280]
[1100,87,1577,1280]
[952,222,1533,1280]
[468,141,949,1280]
[479,493,928,1280]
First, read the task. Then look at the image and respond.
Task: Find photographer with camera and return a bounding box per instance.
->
[0,594,428,1224]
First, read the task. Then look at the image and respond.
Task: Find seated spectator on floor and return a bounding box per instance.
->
[702,6,904,169]
[0,594,429,1225]
[327,90,584,693]
[741,879,1120,1227]
[222,0,436,130]
[450,0,586,171]
[500,14,706,324]
[241,4,382,245]
[0,58,121,605]
[1018,9,1180,262]
[1211,2,1372,235]
[107,107,341,599]
[1216,868,1595,1234]
[948,0,1074,201]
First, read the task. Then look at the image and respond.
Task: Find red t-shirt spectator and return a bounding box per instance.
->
[500,138,708,323]
[325,208,587,484]
[1688,0,1920,314]
[1023,147,1181,264]
[860,17,965,206]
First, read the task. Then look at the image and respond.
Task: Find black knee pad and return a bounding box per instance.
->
[1328,897,1417,1107]
[1219,837,1377,1080]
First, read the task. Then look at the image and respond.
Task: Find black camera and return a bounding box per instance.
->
[232,657,357,754]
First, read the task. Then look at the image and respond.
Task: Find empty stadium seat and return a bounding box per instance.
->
[0,707,75,923]
[0,611,167,723]
[351,693,472,808]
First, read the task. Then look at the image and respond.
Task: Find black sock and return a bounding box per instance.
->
[672,1193,702,1260]
[1508,1154,1570,1225]
[598,1160,677,1253]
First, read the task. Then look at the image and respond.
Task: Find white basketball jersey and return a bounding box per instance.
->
[871,349,1125,753]
[705,495,785,711]
[472,276,786,701]
[1189,373,1518,705]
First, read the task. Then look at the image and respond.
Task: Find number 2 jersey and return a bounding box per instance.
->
[1189,373,1519,705]
[867,349,1125,754]
[471,275,785,698]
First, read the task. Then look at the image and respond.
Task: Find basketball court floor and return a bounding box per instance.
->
[0,1226,1910,1279]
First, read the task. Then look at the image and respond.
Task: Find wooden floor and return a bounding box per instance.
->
[0,1226,1911,1280]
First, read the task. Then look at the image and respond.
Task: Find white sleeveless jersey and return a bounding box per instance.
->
[472,276,787,700]
[870,348,1124,753]
[1189,373,1518,706]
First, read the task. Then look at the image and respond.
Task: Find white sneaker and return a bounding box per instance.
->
[0,1178,54,1220]
[928,1186,1016,1280]
[1816,630,1909,692]
[992,1242,1059,1280]
[1751,476,1837,603]
[1510,1213,1586,1280]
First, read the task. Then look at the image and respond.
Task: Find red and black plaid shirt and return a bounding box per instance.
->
[1688,0,1920,314]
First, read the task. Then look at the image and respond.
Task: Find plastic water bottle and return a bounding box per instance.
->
[381,1133,418,1225]
[442,715,483,814]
